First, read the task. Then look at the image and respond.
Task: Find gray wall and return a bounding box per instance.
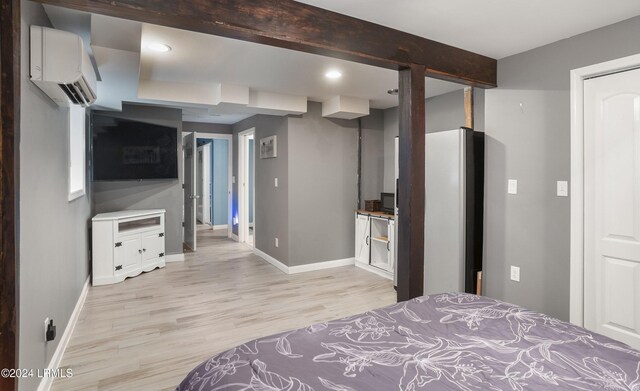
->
[287,102,360,266]
[92,103,184,255]
[360,109,385,201]
[19,2,93,390]
[231,103,384,267]
[183,121,232,134]
[383,89,485,193]
[232,115,290,264]
[483,15,640,321]
[383,107,399,193]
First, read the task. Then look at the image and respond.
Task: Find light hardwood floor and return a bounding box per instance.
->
[52,227,396,390]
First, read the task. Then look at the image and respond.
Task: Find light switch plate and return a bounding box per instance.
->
[508,179,518,195]
[510,266,520,282]
[274,178,278,188]
[275,238,279,247]
[557,181,568,197]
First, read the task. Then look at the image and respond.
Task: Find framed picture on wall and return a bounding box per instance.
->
[260,135,277,159]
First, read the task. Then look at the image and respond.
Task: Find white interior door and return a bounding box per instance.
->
[584,67,640,349]
[184,132,197,251]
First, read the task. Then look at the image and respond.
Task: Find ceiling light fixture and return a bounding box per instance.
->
[325,70,342,80]
[149,42,172,53]
[387,88,399,95]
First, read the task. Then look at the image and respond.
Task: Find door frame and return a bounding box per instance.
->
[194,132,233,238]
[238,128,255,246]
[569,53,640,327]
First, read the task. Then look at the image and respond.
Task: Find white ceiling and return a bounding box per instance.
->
[296,0,640,59]
[44,6,466,124]
[44,1,640,123]
[138,24,461,109]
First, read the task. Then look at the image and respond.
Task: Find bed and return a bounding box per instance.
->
[177,293,640,390]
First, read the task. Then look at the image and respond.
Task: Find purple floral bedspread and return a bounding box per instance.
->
[177,293,640,390]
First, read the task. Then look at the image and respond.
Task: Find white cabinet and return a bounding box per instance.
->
[355,213,370,265]
[92,209,166,286]
[354,212,395,280]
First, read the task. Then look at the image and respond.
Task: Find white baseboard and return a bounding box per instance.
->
[289,258,355,274]
[38,276,90,391]
[254,248,289,274]
[165,253,185,263]
[212,224,228,230]
[231,233,239,242]
[253,249,355,275]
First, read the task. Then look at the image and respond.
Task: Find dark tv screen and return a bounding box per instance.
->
[92,114,178,181]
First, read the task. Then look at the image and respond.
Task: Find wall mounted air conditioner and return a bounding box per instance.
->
[30,25,97,107]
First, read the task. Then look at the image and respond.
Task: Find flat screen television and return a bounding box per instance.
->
[91,114,178,181]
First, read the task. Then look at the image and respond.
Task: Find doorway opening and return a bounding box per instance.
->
[238,128,255,247]
[184,132,233,251]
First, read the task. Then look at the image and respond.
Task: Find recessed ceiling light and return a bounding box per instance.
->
[149,42,172,53]
[325,70,342,80]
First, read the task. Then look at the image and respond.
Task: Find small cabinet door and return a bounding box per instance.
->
[115,234,142,275]
[141,232,165,266]
[355,214,370,264]
[387,219,395,273]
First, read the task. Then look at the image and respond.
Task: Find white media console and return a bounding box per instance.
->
[92,209,166,286]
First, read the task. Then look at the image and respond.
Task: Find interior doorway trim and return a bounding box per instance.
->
[195,132,233,238]
[238,128,255,246]
[569,53,640,327]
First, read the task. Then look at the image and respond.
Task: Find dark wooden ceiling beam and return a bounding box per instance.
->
[32,0,497,88]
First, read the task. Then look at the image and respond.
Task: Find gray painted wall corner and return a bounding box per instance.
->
[287,102,361,266]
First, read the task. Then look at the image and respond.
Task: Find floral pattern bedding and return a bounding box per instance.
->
[177,293,640,390]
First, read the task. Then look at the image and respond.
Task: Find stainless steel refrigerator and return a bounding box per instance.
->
[394,128,484,294]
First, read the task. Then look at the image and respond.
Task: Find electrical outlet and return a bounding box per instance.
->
[44,317,49,341]
[510,266,521,282]
[557,181,568,197]
[508,179,518,195]
[275,238,279,247]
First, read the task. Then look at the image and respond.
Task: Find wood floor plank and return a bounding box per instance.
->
[52,227,396,390]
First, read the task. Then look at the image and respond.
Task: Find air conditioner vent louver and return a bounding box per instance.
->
[59,83,82,105]
[30,26,97,107]
[58,77,96,107]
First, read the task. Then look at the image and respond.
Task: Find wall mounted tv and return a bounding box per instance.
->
[92,114,178,181]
